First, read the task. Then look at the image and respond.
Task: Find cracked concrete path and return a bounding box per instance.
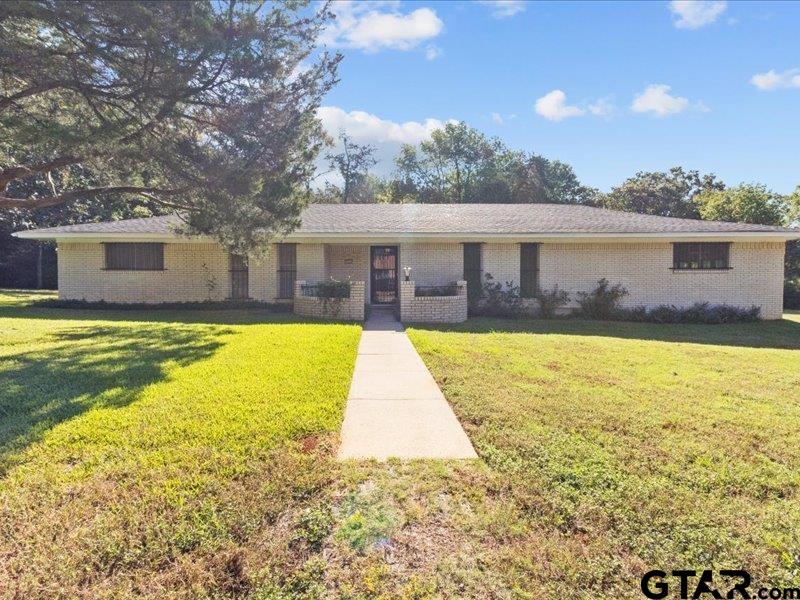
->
[337,308,478,461]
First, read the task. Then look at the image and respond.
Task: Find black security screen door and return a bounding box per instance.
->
[370,246,398,304]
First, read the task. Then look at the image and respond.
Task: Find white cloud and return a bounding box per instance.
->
[425,44,442,60]
[478,1,527,19]
[491,112,505,125]
[534,90,585,121]
[315,106,457,183]
[588,96,615,118]
[750,68,800,91]
[321,1,443,53]
[630,84,693,117]
[317,106,452,145]
[669,0,727,29]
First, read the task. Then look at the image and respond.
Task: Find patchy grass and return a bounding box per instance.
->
[381,315,800,597]
[0,290,361,598]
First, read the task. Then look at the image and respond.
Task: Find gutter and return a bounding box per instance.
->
[12,229,800,243]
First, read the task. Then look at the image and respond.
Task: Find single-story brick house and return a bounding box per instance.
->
[15,203,800,321]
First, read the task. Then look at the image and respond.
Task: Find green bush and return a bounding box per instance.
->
[577,278,629,319]
[31,298,291,311]
[471,273,525,318]
[617,302,761,324]
[534,286,570,318]
[313,279,351,299]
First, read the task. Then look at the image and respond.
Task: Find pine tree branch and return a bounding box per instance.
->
[0,186,188,210]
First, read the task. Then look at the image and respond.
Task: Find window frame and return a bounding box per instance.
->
[463,242,483,300]
[103,242,164,271]
[671,242,732,271]
[520,243,540,298]
[276,243,297,299]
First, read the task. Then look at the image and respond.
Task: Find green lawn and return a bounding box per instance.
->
[2,290,799,598]
[0,290,361,597]
[399,315,800,597]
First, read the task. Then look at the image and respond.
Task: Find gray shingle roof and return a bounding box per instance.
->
[15,203,799,237]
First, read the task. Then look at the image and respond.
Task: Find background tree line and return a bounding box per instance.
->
[314,122,800,305]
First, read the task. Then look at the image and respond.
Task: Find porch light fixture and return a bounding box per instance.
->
[403,266,412,281]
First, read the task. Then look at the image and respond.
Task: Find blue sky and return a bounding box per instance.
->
[316,0,800,193]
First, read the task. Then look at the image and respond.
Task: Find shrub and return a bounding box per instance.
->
[616,303,761,324]
[415,283,460,297]
[310,278,351,317]
[471,273,525,318]
[313,279,351,299]
[534,286,570,318]
[31,298,291,311]
[577,278,629,319]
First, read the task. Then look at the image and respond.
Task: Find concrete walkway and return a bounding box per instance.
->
[337,307,478,460]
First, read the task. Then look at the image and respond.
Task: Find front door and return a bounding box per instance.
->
[370,246,398,304]
[229,254,249,300]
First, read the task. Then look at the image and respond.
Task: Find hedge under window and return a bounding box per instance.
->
[672,242,730,270]
[104,243,164,271]
[520,243,540,298]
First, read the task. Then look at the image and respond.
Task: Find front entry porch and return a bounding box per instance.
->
[292,243,468,323]
[323,243,397,307]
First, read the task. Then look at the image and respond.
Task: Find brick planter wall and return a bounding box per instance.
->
[400,280,468,323]
[293,280,365,321]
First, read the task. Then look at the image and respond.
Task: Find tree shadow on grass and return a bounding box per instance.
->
[0,322,232,475]
[408,315,800,351]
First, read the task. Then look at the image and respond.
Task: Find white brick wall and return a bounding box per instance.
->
[400,280,468,323]
[540,242,785,319]
[325,245,370,283]
[57,240,787,319]
[297,243,325,283]
[293,280,365,321]
[58,242,282,303]
[399,243,462,286]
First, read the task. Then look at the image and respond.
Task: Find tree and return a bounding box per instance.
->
[782,185,800,298]
[787,185,800,227]
[520,155,598,205]
[395,122,494,203]
[324,132,377,203]
[694,183,788,226]
[599,167,724,218]
[0,1,340,252]
[392,122,596,204]
[0,162,167,287]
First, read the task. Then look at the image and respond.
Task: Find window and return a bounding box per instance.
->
[104,243,164,271]
[520,243,539,297]
[672,243,731,270]
[463,243,482,300]
[229,254,249,300]
[277,243,297,298]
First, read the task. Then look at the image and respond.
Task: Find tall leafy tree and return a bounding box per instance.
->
[323,132,377,204]
[392,122,595,204]
[599,167,724,218]
[694,183,788,226]
[692,182,800,305]
[780,185,800,301]
[0,0,340,252]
